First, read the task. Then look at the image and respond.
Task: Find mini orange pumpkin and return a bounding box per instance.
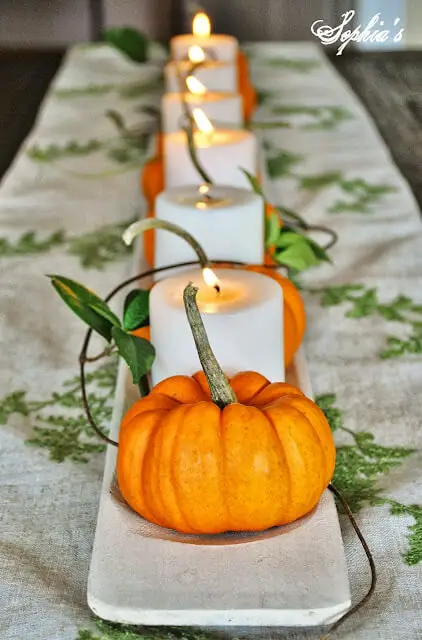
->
[117,283,335,535]
[237,50,257,123]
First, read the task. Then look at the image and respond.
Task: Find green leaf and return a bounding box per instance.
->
[265,213,281,247]
[275,230,305,249]
[274,232,330,269]
[48,275,121,341]
[241,168,265,197]
[275,204,308,229]
[102,27,148,63]
[275,238,320,271]
[306,236,332,263]
[89,302,121,328]
[123,289,150,331]
[112,327,155,383]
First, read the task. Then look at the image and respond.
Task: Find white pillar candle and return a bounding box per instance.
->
[161,91,243,133]
[171,13,238,63]
[171,34,238,62]
[164,60,238,93]
[150,268,284,385]
[164,128,257,189]
[154,185,264,273]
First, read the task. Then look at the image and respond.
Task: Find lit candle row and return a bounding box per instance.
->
[141,11,285,385]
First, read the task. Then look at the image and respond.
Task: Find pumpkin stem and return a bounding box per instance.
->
[183,282,237,408]
[122,218,210,268]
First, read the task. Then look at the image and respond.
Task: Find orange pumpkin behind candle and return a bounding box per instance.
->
[217,263,306,368]
[237,50,257,123]
[140,136,164,266]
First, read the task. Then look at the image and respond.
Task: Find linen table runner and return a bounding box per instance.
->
[1,41,422,640]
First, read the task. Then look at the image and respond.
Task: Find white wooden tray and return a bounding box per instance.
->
[87,256,351,627]
[87,139,351,628]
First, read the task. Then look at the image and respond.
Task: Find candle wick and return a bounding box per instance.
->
[214,284,221,294]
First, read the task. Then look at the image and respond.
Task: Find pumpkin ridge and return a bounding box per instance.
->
[230,373,270,405]
[261,410,292,522]
[165,405,195,533]
[277,402,326,511]
[170,403,207,534]
[152,418,173,529]
[285,396,335,485]
[220,406,232,531]
[141,417,172,529]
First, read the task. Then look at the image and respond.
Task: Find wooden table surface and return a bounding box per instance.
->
[0,48,421,211]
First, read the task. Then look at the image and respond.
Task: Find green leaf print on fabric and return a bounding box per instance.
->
[270,105,354,130]
[26,140,102,162]
[0,219,135,269]
[54,84,116,99]
[260,57,321,72]
[27,135,149,170]
[67,219,135,269]
[1,361,117,463]
[311,284,422,359]
[28,361,116,463]
[385,501,422,565]
[54,75,163,100]
[256,89,281,106]
[317,394,421,565]
[298,172,397,213]
[118,76,163,99]
[0,230,66,257]
[0,391,32,424]
[266,150,304,179]
[77,619,223,640]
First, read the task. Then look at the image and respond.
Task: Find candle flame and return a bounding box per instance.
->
[188,45,205,63]
[186,75,207,95]
[192,108,214,134]
[202,267,220,292]
[192,12,211,37]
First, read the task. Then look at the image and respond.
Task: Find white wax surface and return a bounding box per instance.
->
[150,268,284,385]
[161,92,243,133]
[171,34,238,63]
[164,129,257,189]
[154,185,264,274]
[164,60,238,93]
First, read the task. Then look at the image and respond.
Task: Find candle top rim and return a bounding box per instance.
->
[151,268,282,314]
[163,91,239,102]
[172,34,238,43]
[165,59,235,70]
[165,128,254,142]
[158,184,262,208]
